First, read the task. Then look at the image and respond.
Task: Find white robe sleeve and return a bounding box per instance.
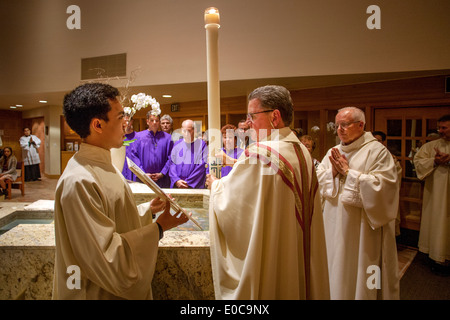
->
[316,150,340,201]
[413,143,436,180]
[19,136,30,151]
[33,135,41,148]
[340,169,363,208]
[136,202,153,226]
[352,147,399,229]
[318,145,399,230]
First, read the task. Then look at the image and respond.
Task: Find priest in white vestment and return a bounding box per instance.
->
[414,115,450,265]
[317,107,400,300]
[54,83,188,300]
[206,85,329,300]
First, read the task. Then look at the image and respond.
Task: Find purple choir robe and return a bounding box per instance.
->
[169,139,208,189]
[130,130,173,188]
[206,147,244,178]
[122,130,148,181]
[122,131,137,181]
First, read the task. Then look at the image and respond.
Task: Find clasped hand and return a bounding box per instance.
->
[434,147,450,166]
[329,148,349,177]
[146,172,163,182]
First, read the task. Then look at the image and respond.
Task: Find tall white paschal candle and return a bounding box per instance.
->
[204,7,221,176]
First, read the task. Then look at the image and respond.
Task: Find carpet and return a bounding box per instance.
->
[400,251,450,300]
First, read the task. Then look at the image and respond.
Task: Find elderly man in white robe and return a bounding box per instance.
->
[206,85,329,300]
[317,106,400,300]
[54,83,189,300]
[414,114,450,271]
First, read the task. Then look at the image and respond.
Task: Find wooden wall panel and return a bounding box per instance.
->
[290,75,450,111]
[0,110,24,161]
[127,75,450,160]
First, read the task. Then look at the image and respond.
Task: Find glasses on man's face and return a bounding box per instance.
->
[336,121,360,130]
[247,109,274,122]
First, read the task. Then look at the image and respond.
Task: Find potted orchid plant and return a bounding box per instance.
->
[111,93,161,170]
[122,93,161,146]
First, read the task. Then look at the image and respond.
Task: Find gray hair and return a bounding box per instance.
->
[248,85,293,126]
[161,114,173,124]
[337,106,366,125]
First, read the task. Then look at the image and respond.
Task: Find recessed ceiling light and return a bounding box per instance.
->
[162,95,172,98]
[39,100,48,103]
[16,104,23,107]
[10,106,17,109]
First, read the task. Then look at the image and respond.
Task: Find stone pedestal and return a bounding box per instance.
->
[0,189,214,300]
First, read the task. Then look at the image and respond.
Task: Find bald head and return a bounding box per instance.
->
[335,107,366,145]
[182,119,195,143]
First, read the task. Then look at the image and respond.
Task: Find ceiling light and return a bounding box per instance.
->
[10,106,17,109]
[16,104,23,107]
[162,95,172,98]
[39,100,48,103]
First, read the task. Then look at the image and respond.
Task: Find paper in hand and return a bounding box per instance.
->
[126,157,203,230]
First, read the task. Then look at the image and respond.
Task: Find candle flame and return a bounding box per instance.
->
[207,8,218,14]
[204,7,220,26]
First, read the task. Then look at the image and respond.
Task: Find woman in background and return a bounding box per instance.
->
[0,147,18,198]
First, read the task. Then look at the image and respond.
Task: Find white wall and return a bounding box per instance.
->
[1,0,450,95]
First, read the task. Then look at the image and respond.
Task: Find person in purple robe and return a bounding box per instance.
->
[121,116,138,181]
[169,119,208,189]
[207,124,244,178]
[129,111,173,188]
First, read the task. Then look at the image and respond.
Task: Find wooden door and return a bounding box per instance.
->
[374,106,449,230]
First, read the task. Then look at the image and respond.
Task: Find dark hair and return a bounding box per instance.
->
[372,131,387,141]
[63,83,120,138]
[248,85,293,126]
[2,146,13,157]
[300,135,316,151]
[438,114,450,122]
[161,114,173,124]
[221,124,237,135]
[0,147,13,165]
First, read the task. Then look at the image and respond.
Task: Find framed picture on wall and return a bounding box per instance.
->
[66,142,73,151]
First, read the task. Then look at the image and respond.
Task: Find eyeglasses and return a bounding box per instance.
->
[336,121,360,130]
[247,109,274,122]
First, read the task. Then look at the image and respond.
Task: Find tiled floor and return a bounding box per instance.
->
[0,175,418,280]
[1,176,57,203]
